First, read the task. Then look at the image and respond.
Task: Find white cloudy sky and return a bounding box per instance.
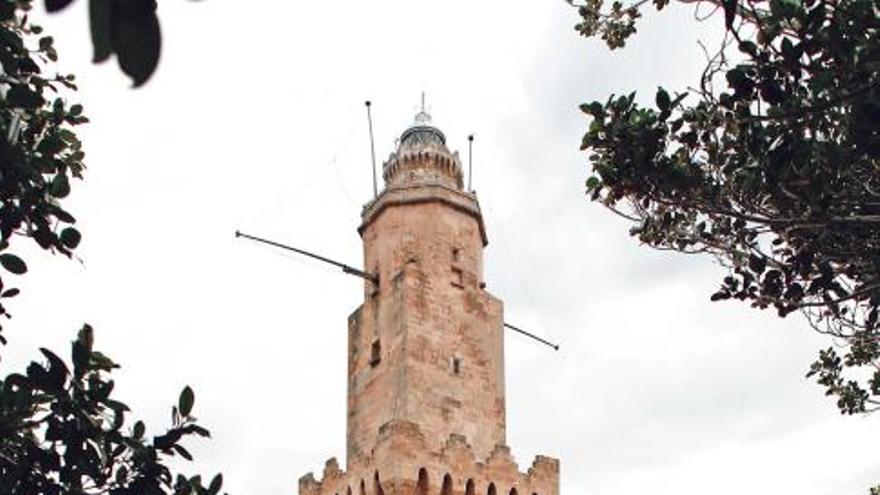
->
[4,1,879,494]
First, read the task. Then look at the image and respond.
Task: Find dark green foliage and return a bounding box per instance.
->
[0,325,225,495]
[0,0,87,343]
[571,0,880,423]
[37,0,163,86]
[86,0,160,87]
[0,6,228,494]
[42,0,183,87]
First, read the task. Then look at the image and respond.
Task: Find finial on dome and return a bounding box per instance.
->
[400,91,445,148]
[414,91,432,125]
[382,96,463,190]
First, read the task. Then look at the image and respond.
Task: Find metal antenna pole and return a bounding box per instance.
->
[235,230,378,284]
[467,134,474,192]
[504,322,560,351]
[365,101,378,198]
[236,231,558,351]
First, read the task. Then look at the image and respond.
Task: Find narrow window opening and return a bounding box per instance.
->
[465,479,475,495]
[452,247,461,262]
[451,267,463,288]
[487,483,497,495]
[441,474,453,495]
[374,471,385,495]
[417,468,429,495]
[370,339,381,367]
[453,357,462,376]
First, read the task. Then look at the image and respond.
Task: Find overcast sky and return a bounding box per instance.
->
[4,1,879,494]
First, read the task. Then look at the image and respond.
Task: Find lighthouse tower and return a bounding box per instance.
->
[298,109,559,495]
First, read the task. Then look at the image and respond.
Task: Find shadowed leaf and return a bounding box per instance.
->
[0,254,27,275]
[112,0,161,86]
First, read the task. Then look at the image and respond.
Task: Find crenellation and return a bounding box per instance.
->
[302,421,556,495]
[324,458,343,481]
[300,473,319,495]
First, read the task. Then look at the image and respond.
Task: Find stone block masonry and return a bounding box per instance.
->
[299,420,558,495]
[298,108,559,495]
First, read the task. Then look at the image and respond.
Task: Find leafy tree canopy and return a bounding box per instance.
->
[20,0,181,87]
[1,325,224,495]
[1,3,226,494]
[570,0,880,418]
[0,0,87,345]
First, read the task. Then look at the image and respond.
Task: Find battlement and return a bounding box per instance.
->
[383,148,464,190]
[299,420,558,495]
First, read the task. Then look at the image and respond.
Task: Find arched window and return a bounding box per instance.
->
[509,488,518,495]
[374,471,385,495]
[465,479,475,495]
[359,480,365,495]
[487,483,497,495]
[441,474,453,495]
[346,487,352,495]
[417,468,430,495]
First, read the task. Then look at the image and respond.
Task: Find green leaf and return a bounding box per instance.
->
[190,425,210,438]
[154,429,183,451]
[179,385,194,417]
[7,85,44,109]
[0,254,27,275]
[45,0,75,12]
[39,347,69,389]
[38,134,65,155]
[738,41,758,56]
[91,350,119,370]
[38,36,54,50]
[173,444,193,461]
[72,341,90,378]
[133,420,145,439]
[89,0,113,63]
[50,205,76,224]
[208,474,223,495]
[50,174,71,198]
[655,87,670,111]
[112,0,161,86]
[60,227,81,249]
[748,253,767,274]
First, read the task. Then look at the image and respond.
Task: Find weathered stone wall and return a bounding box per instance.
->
[348,183,504,463]
[301,420,559,495]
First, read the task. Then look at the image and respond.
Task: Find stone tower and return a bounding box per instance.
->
[299,109,559,495]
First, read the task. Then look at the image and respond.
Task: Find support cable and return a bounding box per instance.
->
[365,101,378,199]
